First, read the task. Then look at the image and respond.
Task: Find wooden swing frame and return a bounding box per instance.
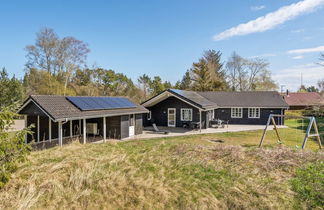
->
[259,114,322,150]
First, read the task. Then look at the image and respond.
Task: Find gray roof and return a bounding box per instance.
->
[142,89,288,110]
[197,91,288,108]
[169,89,217,109]
[19,95,148,121]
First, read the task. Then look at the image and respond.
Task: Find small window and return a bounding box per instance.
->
[248,108,260,118]
[147,111,151,120]
[231,108,243,118]
[180,108,192,121]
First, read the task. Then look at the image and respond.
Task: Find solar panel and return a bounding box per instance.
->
[66,96,137,111]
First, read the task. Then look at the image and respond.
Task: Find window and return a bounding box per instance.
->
[231,108,243,118]
[147,111,151,120]
[248,108,260,118]
[181,108,192,121]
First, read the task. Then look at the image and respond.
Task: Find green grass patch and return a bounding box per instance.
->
[291,162,324,208]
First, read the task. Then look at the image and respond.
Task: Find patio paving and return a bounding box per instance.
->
[127,124,286,140]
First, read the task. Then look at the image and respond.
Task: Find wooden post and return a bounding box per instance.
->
[302,117,313,149]
[24,115,27,144]
[79,119,81,135]
[103,117,106,142]
[83,118,86,144]
[70,120,73,138]
[37,115,40,142]
[49,118,52,142]
[271,116,282,143]
[312,119,322,149]
[58,121,63,147]
[259,114,272,148]
[199,110,202,133]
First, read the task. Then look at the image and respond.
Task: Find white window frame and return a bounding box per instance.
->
[248,108,260,119]
[231,107,243,118]
[180,108,193,121]
[147,111,151,120]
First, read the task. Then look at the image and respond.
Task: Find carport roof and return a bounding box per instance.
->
[18,95,149,122]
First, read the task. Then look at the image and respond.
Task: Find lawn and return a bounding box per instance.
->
[0,125,323,209]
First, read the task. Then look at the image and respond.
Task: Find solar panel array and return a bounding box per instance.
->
[66,96,137,111]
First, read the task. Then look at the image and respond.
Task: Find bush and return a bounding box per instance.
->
[0,106,31,188]
[302,105,324,117]
[291,162,324,208]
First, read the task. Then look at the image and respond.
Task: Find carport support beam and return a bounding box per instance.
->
[49,118,52,142]
[37,115,40,142]
[79,119,81,135]
[70,120,73,138]
[199,110,202,133]
[24,115,27,144]
[103,117,106,142]
[83,118,86,144]
[58,121,63,147]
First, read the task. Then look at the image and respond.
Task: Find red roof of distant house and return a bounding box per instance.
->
[283,92,324,106]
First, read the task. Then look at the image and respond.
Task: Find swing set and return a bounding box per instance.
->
[259,114,322,150]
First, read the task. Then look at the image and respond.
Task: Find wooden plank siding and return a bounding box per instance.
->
[106,116,121,139]
[214,108,284,125]
[144,96,207,128]
[135,114,143,135]
[120,115,129,139]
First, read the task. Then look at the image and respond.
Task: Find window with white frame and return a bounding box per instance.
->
[248,108,260,118]
[231,108,243,118]
[181,108,192,121]
[147,111,151,120]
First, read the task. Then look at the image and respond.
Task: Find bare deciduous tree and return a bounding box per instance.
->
[25,27,90,95]
[226,52,247,91]
[226,52,277,91]
[25,28,58,74]
[319,53,324,66]
[138,74,151,99]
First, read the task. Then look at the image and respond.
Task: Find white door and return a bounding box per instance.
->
[129,114,135,136]
[168,108,176,127]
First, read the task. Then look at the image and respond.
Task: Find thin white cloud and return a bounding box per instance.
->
[213,0,324,41]
[288,45,324,54]
[291,29,305,33]
[273,63,323,91]
[292,55,304,59]
[251,5,266,11]
[249,53,276,58]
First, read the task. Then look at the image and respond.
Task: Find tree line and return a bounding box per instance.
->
[1,27,323,108]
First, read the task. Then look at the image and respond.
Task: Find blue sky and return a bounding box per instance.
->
[0,0,324,91]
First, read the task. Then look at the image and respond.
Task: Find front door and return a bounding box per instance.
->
[168,108,176,127]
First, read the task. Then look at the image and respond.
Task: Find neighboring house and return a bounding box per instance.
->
[18,95,148,147]
[142,89,288,129]
[283,92,324,110]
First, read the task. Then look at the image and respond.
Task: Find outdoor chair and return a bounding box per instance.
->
[152,123,169,134]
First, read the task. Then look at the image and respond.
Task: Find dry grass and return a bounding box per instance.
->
[0,134,323,209]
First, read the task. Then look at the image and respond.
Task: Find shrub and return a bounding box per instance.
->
[291,162,324,208]
[302,105,324,117]
[0,105,31,188]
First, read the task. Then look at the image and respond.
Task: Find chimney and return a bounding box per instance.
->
[286,89,289,96]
